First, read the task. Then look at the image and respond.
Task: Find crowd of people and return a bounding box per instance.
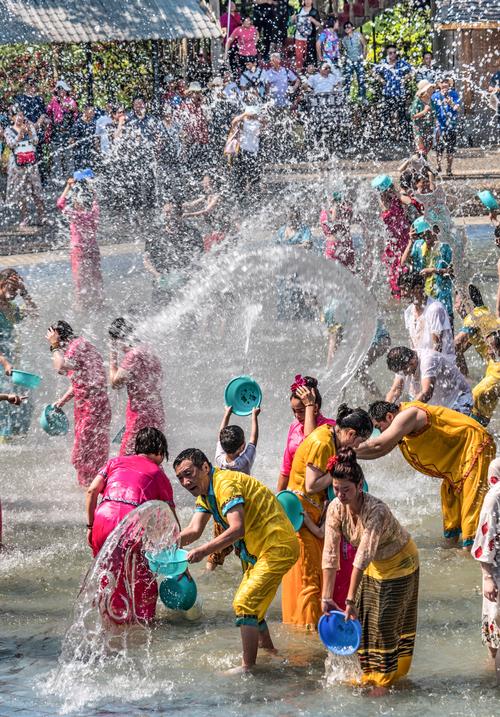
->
[1,0,500,699]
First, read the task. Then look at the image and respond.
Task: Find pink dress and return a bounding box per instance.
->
[231,26,259,56]
[119,344,165,456]
[57,196,104,310]
[92,454,175,624]
[65,337,111,487]
[280,414,355,609]
[319,206,355,271]
[380,197,411,299]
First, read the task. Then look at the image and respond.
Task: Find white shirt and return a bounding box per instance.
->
[306,70,342,94]
[404,297,455,361]
[239,118,261,154]
[402,349,472,410]
[95,114,113,154]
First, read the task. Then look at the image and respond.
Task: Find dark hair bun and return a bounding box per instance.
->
[304,376,318,389]
[336,403,352,422]
[336,447,357,465]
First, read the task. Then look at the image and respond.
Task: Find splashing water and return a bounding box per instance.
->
[243,303,263,358]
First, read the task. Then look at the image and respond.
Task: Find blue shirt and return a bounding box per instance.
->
[431,89,461,130]
[376,59,412,98]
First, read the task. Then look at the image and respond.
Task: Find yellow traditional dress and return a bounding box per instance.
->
[281,423,335,628]
[398,401,496,546]
[196,468,299,628]
[461,306,500,423]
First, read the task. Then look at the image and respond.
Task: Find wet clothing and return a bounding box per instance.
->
[472,457,500,649]
[280,414,335,479]
[92,454,175,623]
[398,401,495,546]
[64,336,111,487]
[196,468,299,627]
[410,239,453,320]
[473,360,500,424]
[0,303,33,438]
[380,196,411,298]
[404,296,455,361]
[118,344,165,456]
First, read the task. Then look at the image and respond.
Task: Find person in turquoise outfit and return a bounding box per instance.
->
[401,220,454,325]
[0,269,37,441]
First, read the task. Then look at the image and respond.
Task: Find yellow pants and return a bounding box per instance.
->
[473,361,500,422]
[234,538,299,628]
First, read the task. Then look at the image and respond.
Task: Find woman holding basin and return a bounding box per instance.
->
[322,448,419,693]
[281,404,372,628]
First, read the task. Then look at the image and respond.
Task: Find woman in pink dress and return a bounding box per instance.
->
[276,374,356,609]
[56,176,104,311]
[319,194,356,271]
[108,318,165,456]
[47,321,111,487]
[86,427,180,624]
[225,16,259,69]
[378,185,411,299]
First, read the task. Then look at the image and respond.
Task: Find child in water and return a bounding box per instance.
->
[57,173,104,311]
[206,405,260,571]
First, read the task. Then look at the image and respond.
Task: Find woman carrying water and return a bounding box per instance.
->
[281,404,372,628]
[322,448,419,693]
[86,427,180,624]
[0,269,37,441]
[108,318,165,456]
[47,320,111,487]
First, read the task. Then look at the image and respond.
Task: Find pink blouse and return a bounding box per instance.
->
[280,413,335,476]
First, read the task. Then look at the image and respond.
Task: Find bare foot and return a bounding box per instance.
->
[223,665,253,676]
[366,686,389,697]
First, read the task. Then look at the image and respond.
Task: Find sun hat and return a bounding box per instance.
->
[186,81,203,93]
[55,80,71,92]
[416,79,434,97]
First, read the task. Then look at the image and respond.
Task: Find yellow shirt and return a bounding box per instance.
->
[462,306,500,362]
[398,401,495,493]
[196,467,297,564]
[288,423,335,507]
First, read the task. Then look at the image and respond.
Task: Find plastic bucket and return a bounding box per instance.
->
[11,370,41,389]
[318,610,362,655]
[159,573,197,611]
[477,190,498,210]
[224,375,262,417]
[145,547,189,578]
[39,404,69,436]
[371,174,393,192]
[276,490,304,531]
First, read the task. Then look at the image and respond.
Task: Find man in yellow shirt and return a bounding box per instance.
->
[174,448,299,673]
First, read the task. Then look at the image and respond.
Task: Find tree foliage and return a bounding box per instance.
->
[363,0,432,65]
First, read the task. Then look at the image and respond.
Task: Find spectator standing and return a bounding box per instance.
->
[341,20,366,99]
[316,16,341,68]
[46,80,78,180]
[239,59,267,102]
[220,2,242,74]
[375,45,412,146]
[231,106,263,199]
[71,105,98,171]
[488,69,500,130]
[121,97,162,210]
[292,0,322,71]
[179,83,210,177]
[14,78,45,124]
[253,0,278,61]
[410,80,436,158]
[415,51,438,83]
[4,107,44,227]
[431,76,461,176]
[264,52,300,108]
[225,17,260,71]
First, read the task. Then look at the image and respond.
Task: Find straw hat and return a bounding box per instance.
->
[186,81,203,94]
[210,77,224,88]
[416,79,434,97]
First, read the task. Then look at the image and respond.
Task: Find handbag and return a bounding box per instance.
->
[223,124,241,159]
[14,140,36,166]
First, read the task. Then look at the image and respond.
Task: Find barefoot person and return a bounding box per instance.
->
[47,320,111,487]
[86,427,180,624]
[281,404,373,628]
[174,448,299,673]
[472,457,500,684]
[322,449,419,692]
[359,401,496,548]
[108,318,165,456]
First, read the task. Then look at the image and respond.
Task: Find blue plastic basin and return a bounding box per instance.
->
[11,370,42,389]
[318,610,362,655]
[159,573,197,611]
[39,404,69,436]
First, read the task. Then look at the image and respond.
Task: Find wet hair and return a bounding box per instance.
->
[397,270,425,291]
[336,403,372,439]
[329,447,364,485]
[109,317,135,341]
[134,427,168,459]
[290,375,322,409]
[53,320,75,342]
[386,346,415,373]
[219,425,245,454]
[0,268,18,282]
[368,400,400,421]
[324,16,337,28]
[173,448,211,470]
[400,170,417,192]
[72,184,94,211]
[468,284,484,307]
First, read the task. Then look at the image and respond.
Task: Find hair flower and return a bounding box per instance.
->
[326,455,338,472]
[290,374,307,392]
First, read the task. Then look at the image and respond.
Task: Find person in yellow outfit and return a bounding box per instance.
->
[174,447,299,673]
[358,400,496,548]
[454,286,500,425]
[281,404,373,629]
[322,448,419,694]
